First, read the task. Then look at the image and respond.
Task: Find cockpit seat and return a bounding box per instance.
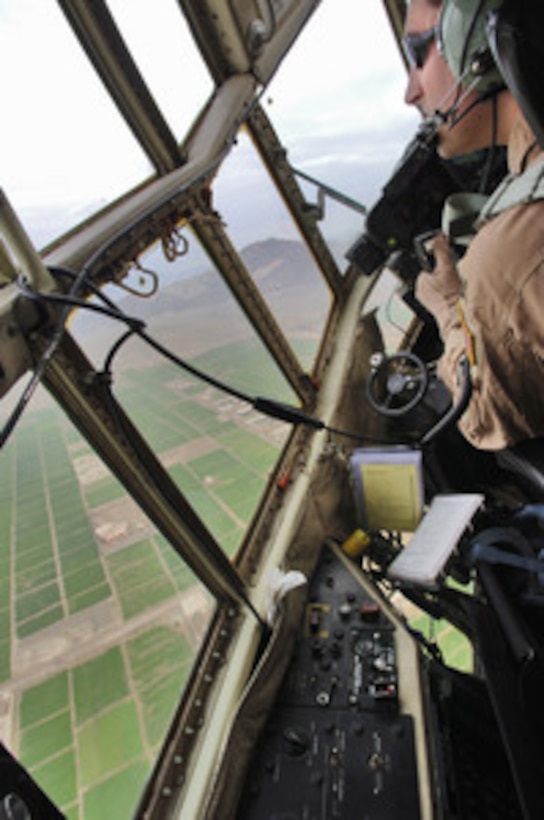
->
[495,439,544,501]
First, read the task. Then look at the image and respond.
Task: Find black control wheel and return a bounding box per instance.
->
[366,351,430,417]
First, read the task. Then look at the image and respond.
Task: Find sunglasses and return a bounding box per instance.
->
[402,25,438,69]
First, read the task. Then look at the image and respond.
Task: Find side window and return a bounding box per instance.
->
[0,1,419,818]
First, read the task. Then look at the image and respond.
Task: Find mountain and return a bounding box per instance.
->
[120,236,327,314]
[72,237,331,363]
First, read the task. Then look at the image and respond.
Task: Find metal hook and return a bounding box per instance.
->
[117,259,159,297]
[162,225,189,261]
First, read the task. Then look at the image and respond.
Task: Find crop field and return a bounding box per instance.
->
[0,341,285,818]
[9,412,110,645]
[410,612,472,672]
[17,628,192,818]
[106,540,178,619]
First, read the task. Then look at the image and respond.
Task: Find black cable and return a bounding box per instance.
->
[102,328,137,375]
[17,275,146,332]
[45,268,396,445]
[420,356,472,445]
[0,370,46,449]
[2,263,417,451]
[47,266,255,405]
[0,263,95,449]
[138,328,252,405]
[134,329,395,445]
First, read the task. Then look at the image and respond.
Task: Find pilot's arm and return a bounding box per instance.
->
[415,232,471,396]
[415,233,463,340]
[415,224,544,450]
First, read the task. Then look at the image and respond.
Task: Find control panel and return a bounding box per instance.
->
[238,543,426,819]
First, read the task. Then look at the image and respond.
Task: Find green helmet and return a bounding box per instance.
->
[438,0,505,94]
[487,1,544,146]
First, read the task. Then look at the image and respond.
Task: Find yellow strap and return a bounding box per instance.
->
[457,301,476,367]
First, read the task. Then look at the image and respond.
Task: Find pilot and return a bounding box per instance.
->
[403,0,544,451]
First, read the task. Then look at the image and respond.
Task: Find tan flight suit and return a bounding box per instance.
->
[434,122,544,451]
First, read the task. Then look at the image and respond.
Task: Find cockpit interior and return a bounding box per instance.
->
[1,1,544,818]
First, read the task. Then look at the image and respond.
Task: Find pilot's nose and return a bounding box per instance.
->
[404,69,423,107]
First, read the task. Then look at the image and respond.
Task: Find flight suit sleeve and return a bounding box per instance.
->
[415,235,486,445]
[415,233,468,395]
[509,265,544,355]
[417,199,544,450]
[415,233,463,341]
[437,250,544,450]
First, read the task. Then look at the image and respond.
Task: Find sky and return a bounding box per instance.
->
[0,0,419,249]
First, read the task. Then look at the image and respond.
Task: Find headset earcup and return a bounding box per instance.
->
[439,0,504,93]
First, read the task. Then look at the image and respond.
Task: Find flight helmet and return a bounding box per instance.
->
[486,1,544,147]
[437,0,505,95]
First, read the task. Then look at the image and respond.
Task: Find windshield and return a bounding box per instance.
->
[0,1,417,817]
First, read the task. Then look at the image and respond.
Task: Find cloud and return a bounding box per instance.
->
[1,0,420,253]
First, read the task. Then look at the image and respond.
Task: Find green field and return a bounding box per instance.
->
[18,625,193,818]
[0,344,285,818]
[106,540,178,619]
[9,412,110,644]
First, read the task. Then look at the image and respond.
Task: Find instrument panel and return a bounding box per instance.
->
[238,543,431,819]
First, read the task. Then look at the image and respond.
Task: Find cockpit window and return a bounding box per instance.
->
[0,2,151,248]
[106,0,213,141]
[213,131,332,367]
[0,0,212,251]
[262,0,417,263]
[2,397,214,818]
[0,1,422,817]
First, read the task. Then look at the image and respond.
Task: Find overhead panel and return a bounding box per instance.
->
[178,0,320,84]
[251,0,321,84]
[176,0,253,80]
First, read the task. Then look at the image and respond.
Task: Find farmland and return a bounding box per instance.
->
[0,339,288,819]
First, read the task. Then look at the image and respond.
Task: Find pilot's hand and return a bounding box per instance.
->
[415,232,462,336]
